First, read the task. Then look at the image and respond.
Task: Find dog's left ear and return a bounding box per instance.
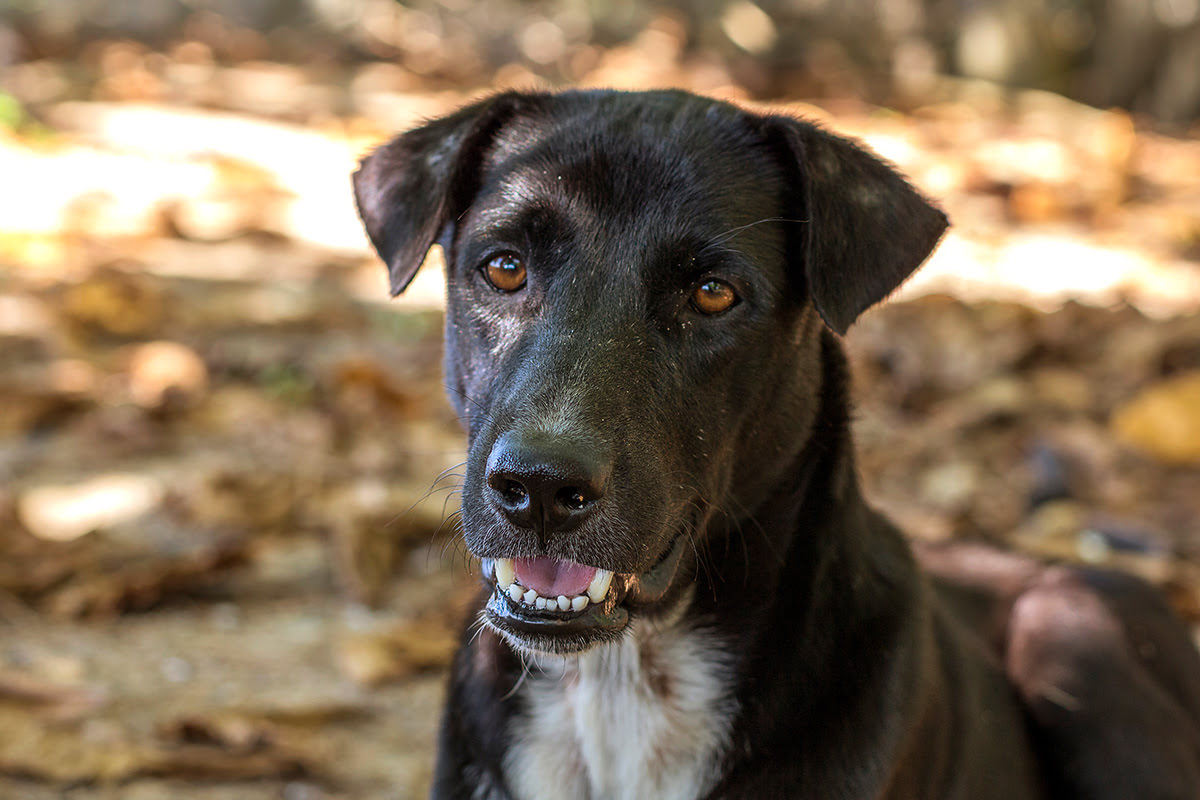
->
[764,116,949,334]
[353,91,539,295]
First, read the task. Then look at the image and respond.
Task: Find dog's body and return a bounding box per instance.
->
[354,89,1200,799]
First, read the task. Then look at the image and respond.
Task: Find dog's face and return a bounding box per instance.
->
[354,90,946,654]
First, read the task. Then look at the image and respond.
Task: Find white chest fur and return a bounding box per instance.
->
[503,616,735,800]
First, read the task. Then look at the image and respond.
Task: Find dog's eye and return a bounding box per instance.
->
[690,280,738,315]
[482,253,527,293]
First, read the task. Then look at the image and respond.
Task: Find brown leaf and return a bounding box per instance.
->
[336,615,460,688]
[1112,371,1200,465]
[0,669,107,720]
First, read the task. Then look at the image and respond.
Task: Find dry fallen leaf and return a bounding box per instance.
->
[0,668,107,720]
[336,614,462,687]
[1111,371,1200,465]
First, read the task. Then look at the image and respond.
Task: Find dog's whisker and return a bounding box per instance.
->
[434,515,467,557]
[382,464,467,531]
[701,216,808,250]
[442,382,499,426]
[430,460,470,487]
[499,647,533,702]
[438,489,465,525]
[465,610,491,649]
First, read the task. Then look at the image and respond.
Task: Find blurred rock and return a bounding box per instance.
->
[126,340,209,410]
[1111,371,1200,465]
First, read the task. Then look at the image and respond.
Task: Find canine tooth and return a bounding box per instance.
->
[523,589,539,605]
[557,595,570,611]
[507,584,524,602]
[494,558,516,589]
[536,597,548,610]
[571,595,589,612]
[586,569,614,604]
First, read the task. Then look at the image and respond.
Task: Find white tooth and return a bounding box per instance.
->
[536,597,547,610]
[571,595,589,612]
[494,558,516,589]
[557,595,570,612]
[523,589,539,605]
[586,569,614,604]
[507,584,524,602]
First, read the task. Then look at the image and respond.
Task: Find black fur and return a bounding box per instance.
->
[353,89,1200,799]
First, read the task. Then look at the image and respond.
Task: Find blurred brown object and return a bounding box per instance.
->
[335,581,478,688]
[0,668,106,720]
[1112,371,1200,465]
[126,340,209,410]
[60,266,167,341]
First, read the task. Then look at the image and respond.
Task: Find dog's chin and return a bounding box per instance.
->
[477,533,690,657]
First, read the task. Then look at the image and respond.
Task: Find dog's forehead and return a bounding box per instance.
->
[475,96,782,235]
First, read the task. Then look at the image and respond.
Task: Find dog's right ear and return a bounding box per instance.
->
[352,92,537,295]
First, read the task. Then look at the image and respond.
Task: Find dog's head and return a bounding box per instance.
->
[354,90,946,655]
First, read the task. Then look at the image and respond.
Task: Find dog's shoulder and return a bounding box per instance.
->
[504,609,736,800]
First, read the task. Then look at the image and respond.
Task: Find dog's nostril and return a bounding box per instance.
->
[501,480,528,504]
[557,487,590,511]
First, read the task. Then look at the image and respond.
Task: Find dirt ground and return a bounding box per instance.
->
[2,38,1200,800]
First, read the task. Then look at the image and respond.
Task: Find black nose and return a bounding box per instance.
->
[485,430,609,537]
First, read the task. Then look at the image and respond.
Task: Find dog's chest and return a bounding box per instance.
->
[503,623,734,800]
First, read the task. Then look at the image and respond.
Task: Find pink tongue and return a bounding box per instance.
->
[514,557,596,598]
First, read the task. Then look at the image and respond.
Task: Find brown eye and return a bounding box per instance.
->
[690,279,737,315]
[483,253,526,292]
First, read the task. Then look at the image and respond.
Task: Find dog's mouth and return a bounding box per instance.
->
[478,533,689,654]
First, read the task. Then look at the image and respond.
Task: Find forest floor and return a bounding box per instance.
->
[2,37,1199,799]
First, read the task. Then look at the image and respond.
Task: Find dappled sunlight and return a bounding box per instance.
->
[907,230,1200,316]
[3,86,1198,312]
[18,472,165,542]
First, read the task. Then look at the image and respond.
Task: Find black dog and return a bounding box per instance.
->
[354,89,1200,799]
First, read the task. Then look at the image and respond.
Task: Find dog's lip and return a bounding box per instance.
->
[477,533,690,642]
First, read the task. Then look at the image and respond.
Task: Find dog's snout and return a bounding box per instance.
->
[485,431,610,537]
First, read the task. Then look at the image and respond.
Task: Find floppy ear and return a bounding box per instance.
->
[765,116,949,334]
[352,91,539,295]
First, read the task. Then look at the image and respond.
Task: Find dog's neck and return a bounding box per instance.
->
[692,329,926,791]
[698,327,877,619]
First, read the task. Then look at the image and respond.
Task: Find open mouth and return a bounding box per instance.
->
[478,534,689,653]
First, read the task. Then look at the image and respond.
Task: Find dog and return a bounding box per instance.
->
[353,89,1200,799]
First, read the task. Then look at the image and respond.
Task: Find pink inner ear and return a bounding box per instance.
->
[514,557,596,598]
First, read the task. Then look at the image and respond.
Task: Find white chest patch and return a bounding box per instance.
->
[503,615,735,800]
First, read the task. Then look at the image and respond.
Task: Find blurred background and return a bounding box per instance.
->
[1,1,1198,798]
